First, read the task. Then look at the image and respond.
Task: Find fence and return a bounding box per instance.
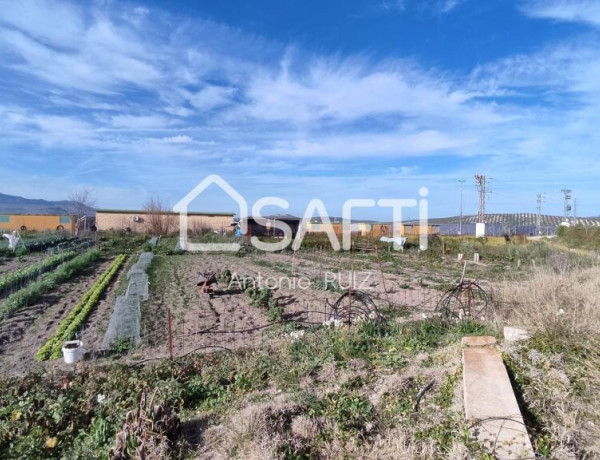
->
[102,251,154,349]
[438,223,557,237]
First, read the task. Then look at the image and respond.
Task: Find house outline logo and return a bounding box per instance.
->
[173,174,248,252]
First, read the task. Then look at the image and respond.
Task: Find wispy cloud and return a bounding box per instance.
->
[261,130,477,158]
[378,0,466,15]
[522,0,600,27]
[0,16,162,94]
[380,1,406,13]
[438,0,466,14]
[190,85,237,111]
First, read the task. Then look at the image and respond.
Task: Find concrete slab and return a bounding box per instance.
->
[463,342,535,459]
[461,335,497,347]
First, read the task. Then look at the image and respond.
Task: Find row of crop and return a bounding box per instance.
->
[0,234,74,254]
[0,251,77,297]
[36,254,127,361]
[0,250,100,320]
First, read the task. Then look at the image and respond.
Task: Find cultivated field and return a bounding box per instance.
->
[0,229,598,459]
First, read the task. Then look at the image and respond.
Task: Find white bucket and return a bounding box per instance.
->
[62,340,83,364]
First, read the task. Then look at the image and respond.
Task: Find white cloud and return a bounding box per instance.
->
[473,42,600,95]
[0,0,84,48]
[261,129,476,158]
[0,4,162,94]
[0,28,161,94]
[149,135,195,144]
[109,114,175,130]
[239,57,508,128]
[0,105,97,147]
[190,85,236,111]
[522,0,600,27]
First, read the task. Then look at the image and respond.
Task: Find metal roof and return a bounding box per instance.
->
[96,209,234,216]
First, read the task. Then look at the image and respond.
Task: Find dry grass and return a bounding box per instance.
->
[496,266,600,458]
[497,265,600,345]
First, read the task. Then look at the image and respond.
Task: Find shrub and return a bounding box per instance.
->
[558,225,600,251]
[250,287,273,308]
[266,305,283,322]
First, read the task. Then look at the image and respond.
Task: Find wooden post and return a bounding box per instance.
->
[168,308,174,360]
[375,245,392,309]
[305,300,308,323]
[348,260,354,324]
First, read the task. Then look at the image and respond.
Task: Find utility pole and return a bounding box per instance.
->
[561,189,572,222]
[536,193,542,230]
[536,193,546,234]
[458,179,466,235]
[574,198,577,220]
[475,175,486,224]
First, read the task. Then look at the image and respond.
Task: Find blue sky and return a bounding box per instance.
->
[1,0,599,219]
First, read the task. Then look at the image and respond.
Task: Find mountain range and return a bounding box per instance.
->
[0,193,95,216]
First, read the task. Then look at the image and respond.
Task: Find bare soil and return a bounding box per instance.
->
[137,252,446,362]
[0,258,125,376]
[0,250,463,374]
[0,253,47,276]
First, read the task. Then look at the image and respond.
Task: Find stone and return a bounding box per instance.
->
[503,326,532,343]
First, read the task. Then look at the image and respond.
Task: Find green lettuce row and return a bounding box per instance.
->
[51,255,126,346]
[36,254,127,361]
[0,251,77,295]
[0,250,100,320]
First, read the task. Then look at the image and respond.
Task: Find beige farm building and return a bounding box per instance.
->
[96,209,235,234]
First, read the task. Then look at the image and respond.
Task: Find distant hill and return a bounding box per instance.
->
[0,193,95,216]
